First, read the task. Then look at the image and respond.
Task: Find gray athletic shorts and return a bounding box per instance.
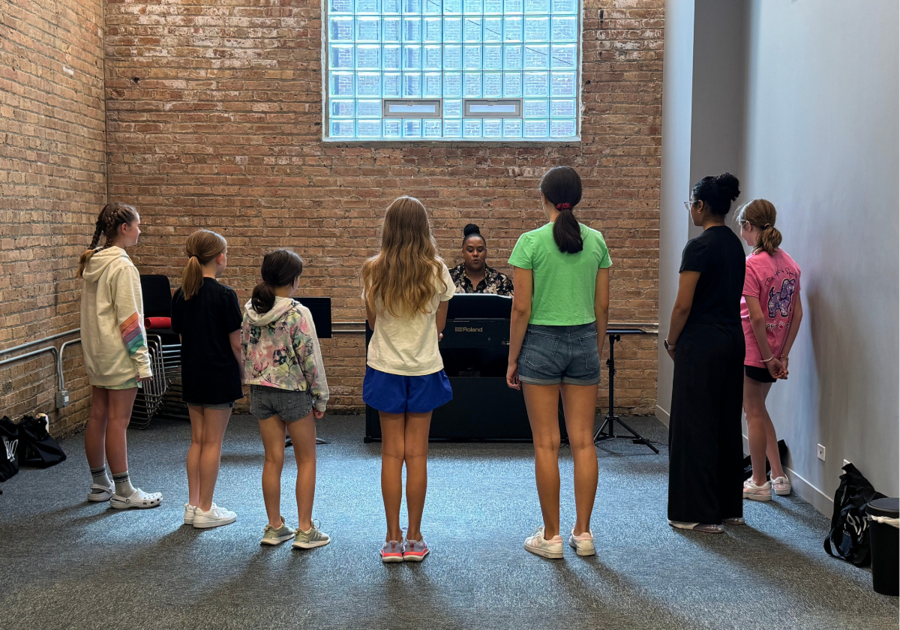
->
[250,385,314,423]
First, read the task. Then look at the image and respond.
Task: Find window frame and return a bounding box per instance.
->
[320,0,583,143]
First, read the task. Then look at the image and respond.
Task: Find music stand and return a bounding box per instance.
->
[284,297,332,448]
[593,330,659,454]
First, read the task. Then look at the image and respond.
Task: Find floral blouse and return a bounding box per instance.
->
[449,263,514,296]
[241,300,329,412]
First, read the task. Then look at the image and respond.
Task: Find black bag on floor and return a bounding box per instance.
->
[824,463,885,567]
[17,414,66,469]
[0,416,20,482]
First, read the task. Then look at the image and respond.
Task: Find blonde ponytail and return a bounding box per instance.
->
[736,198,782,256]
[181,230,228,300]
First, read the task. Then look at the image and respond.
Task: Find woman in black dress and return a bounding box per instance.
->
[664,173,746,533]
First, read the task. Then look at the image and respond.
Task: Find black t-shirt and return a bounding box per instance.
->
[171,278,244,404]
[679,226,746,329]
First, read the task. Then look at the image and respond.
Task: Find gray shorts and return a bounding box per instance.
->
[250,385,314,423]
[185,401,234,410]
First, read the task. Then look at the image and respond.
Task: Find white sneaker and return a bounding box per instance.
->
[184,503,197,525]
[193,504,236,529]
[524,527,564,559]
[771,475,792,496]
[568,530,596,557]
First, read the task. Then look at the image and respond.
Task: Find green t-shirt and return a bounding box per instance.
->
[508,222,612,326]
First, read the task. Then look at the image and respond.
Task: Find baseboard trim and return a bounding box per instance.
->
[655,405,670,427]
[741,434,834,516]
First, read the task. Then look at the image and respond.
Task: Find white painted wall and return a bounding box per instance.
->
[740,0,899,507]
[658,0,899,511]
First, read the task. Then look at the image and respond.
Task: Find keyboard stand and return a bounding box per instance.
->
[593,332,659,454]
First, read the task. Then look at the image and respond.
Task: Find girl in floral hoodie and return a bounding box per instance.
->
[242,249,330,549]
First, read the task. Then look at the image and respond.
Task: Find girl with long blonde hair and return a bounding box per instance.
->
[362,196,455,563]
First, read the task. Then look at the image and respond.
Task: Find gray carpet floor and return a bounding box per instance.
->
[0,414,896,629]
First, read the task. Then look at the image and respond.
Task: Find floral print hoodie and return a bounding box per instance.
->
[242,297,329,413]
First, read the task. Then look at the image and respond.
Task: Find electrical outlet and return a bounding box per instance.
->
[55,390,70,409]
[817,444,826,461]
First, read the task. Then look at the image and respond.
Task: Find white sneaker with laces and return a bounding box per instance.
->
[524,527,564,559]
[568,530,596,557]
[184,503,197,525]
[193,504,236,529]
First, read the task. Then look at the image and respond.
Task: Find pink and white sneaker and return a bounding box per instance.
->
[743,479,773,502]
[771,475,792,496]
[403,537,430,562]
[381,540,404,563]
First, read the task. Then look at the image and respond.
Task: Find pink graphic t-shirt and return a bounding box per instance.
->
[740,249,802,367]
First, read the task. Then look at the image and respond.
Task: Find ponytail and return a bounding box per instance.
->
[251,281,277,314]
[77,203,137,277]
[251,249,304,314]
[181,256,204,300]
[180,230,228,300]
[735,198,782,256]
[540,166,584,254]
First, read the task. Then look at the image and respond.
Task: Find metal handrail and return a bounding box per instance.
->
[0,329,80,357]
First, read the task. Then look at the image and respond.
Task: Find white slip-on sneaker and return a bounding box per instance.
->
[568,530,596,557]
[743,479,773,502]
[771,475,792,496]
[193,504,237,529]
[184,503,197,526]
[524,527,564,559]
[109,488,162,510]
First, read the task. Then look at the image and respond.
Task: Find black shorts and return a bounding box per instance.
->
[745,365,776,384]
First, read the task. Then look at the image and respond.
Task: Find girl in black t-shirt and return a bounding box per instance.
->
[171,230,245,530]
[664,173,746,534]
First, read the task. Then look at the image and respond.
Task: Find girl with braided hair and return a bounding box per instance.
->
[79,203,162,509]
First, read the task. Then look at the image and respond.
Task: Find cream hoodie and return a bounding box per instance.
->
[80,247,152,387]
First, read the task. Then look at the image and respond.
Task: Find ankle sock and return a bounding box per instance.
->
[90,465,112,489]
[112,470,136,497]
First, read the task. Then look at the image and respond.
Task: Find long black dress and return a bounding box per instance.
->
[668,226,746,524]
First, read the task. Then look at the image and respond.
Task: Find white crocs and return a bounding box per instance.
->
[109,488,163,510]
[88,484,113,503]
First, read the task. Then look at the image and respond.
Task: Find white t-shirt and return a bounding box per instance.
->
[366,263,456,376]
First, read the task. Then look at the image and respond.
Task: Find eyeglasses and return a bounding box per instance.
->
[683,200,695,212]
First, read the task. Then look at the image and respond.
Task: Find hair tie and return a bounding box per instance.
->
[763,223,772,229]
[556,203,572,211]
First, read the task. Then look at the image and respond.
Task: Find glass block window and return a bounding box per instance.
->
[324,0,581,141]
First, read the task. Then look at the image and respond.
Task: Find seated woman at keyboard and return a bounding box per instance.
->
[449,224,514,296]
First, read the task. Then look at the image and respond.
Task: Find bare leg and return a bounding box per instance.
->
[404,411,432,541]
[85,387,110,470]
[186,405,204,507]
[523,383,562,539]
[105,388,138,474]
[743,377,774,486]
[380,411,406,542]
[197,408,232,511]
[560,382,600,536]
[258,415,287,529]
[287,412,318,531]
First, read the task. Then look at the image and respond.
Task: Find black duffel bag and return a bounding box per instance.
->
[0,416,20,482]
[825,463,885,566]
[17,414,66,469]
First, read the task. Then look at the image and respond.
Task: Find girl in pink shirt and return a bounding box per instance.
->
[737,199,803,502]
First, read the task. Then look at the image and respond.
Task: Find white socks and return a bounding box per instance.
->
[90,465,112,490]
[112,470,136,497]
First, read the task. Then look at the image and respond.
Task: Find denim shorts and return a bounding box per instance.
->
[517,323,602,386]
[363,367,453,415]
[250,385,314,423]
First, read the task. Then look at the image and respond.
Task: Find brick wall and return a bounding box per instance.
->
[103,0,663,414]
[0,0,106,435]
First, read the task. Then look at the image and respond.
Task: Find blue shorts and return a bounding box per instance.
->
[517,323,602,386]
[363,367,453,415]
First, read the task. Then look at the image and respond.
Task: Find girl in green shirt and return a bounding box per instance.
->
[507,166,612,559]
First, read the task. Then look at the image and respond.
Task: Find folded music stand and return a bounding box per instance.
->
[593,329,659,454]
[285,297,332,448]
